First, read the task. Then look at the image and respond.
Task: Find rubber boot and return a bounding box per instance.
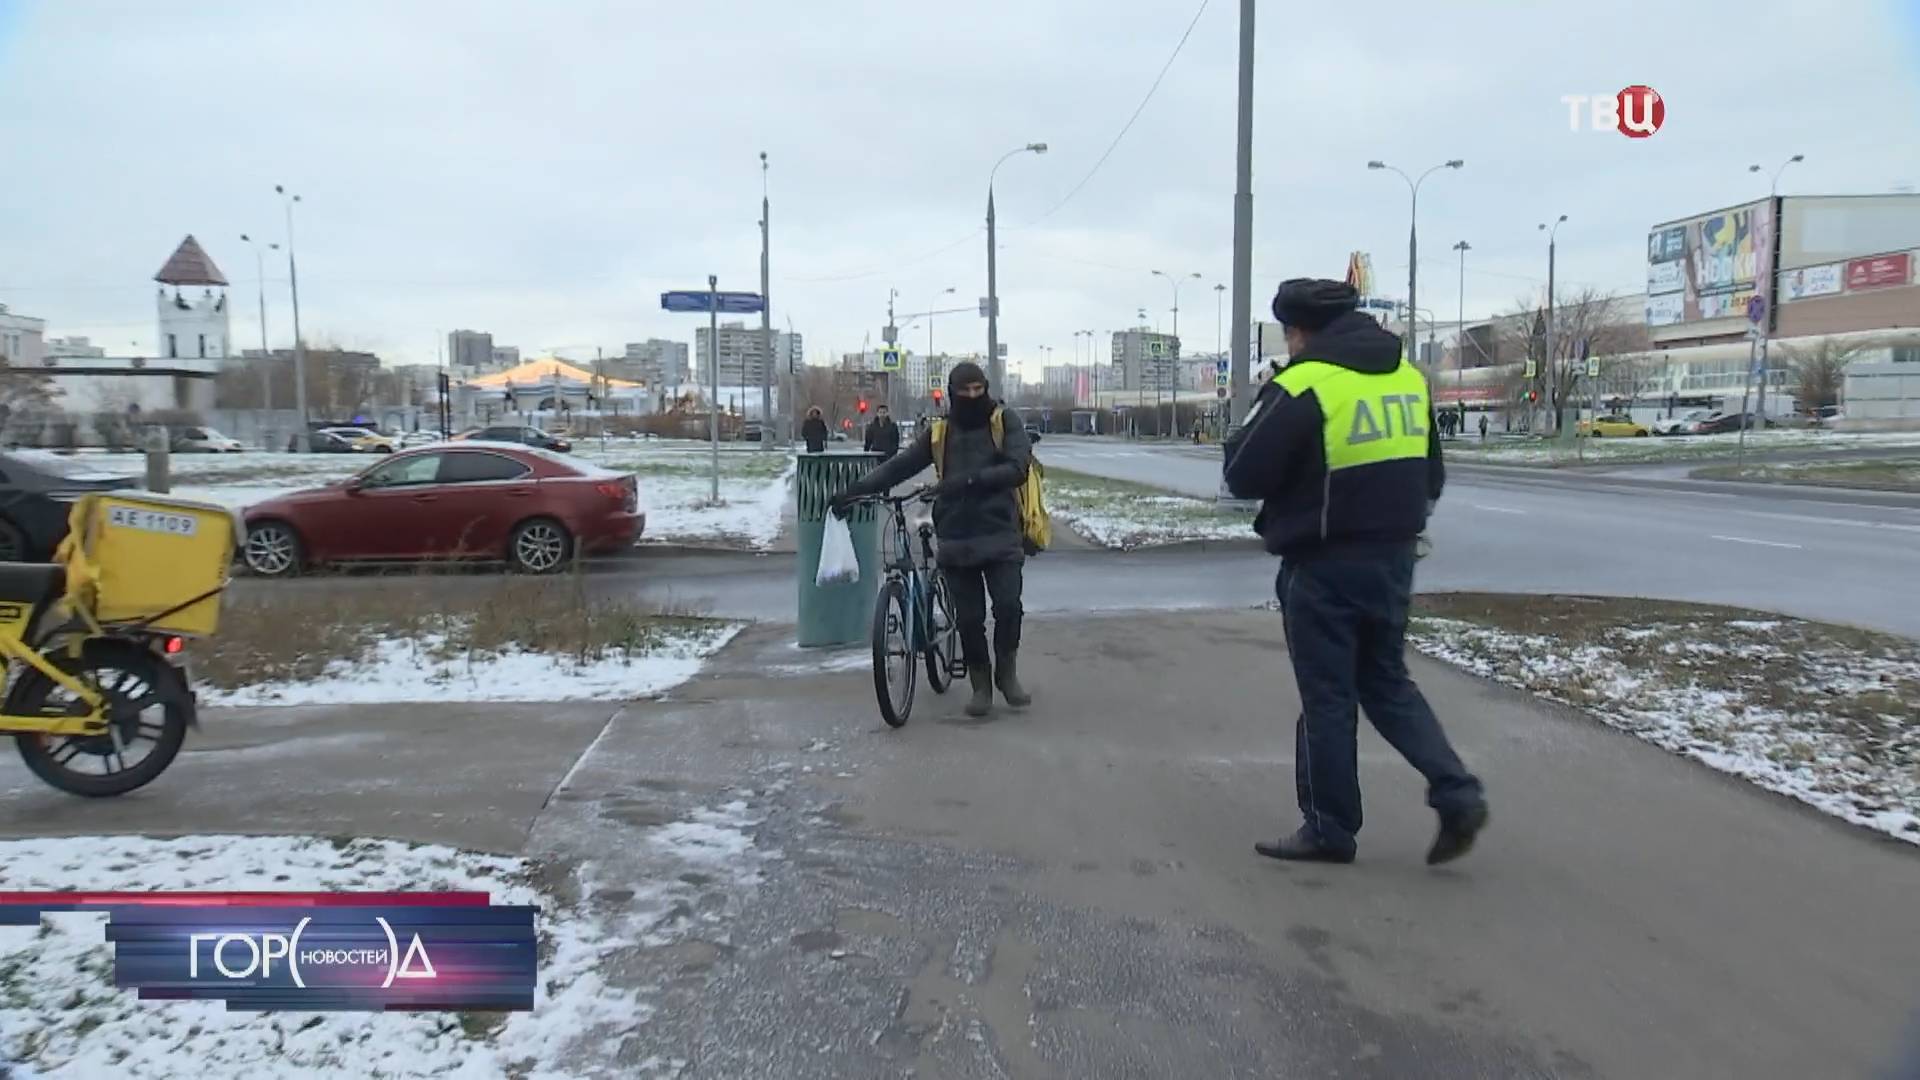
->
[965,665,994,718]
[995,651,1032,708]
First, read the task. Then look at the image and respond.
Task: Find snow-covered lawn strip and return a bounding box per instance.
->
[0,800,770,1077]
[200,577,740,705]
[1046,467,1252,550]
[1447,429,1920,467]
[631,454,795,549]
[1408,594,1920,843]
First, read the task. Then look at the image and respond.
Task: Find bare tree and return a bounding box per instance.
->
[1497,288,1647,432]
[1778,335,1882,416]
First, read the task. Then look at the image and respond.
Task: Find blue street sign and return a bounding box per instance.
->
[661,290,765,314]
[1214,358,1230,372]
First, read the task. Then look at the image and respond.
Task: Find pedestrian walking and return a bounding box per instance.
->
[801,407,829,454]
[863,404,902,462]
[829,362,1034,717]
[1478,413,1489,441]
[1223,278,1488,866]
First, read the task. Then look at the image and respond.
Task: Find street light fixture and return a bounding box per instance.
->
[985,142,1048,391]
[238,233,280,415]
[274,185,310,450]
[1451,240,1471,403]
[1368,158,1464,362]
[1749,153,1805,198]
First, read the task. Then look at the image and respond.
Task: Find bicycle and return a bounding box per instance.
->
[844,487,960,727]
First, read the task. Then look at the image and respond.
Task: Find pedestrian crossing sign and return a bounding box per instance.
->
[881,347,903,371]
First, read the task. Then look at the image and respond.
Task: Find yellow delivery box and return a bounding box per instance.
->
[57,491,238,636]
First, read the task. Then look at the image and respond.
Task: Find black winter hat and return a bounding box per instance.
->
[946,361,988,394]
[1272,278,1359,331]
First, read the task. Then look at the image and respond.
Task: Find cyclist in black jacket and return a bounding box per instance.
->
[1224,278,1487,867]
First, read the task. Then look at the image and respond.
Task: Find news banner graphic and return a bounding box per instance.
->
[0,891,536,1012]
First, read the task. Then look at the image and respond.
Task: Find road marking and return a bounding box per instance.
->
[1711,534,1803,550]
[1469,504,1528,515]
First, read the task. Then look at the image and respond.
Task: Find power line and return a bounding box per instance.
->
[1029,0,1211,224]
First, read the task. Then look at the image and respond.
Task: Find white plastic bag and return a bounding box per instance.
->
[815,514,861,586]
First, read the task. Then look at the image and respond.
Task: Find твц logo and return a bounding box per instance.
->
[1561,86,1665,138]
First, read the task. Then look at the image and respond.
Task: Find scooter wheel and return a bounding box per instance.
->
[10,640,192,797]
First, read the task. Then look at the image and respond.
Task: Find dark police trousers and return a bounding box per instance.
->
[1278,550,1483,853]
[946,560,1023,667]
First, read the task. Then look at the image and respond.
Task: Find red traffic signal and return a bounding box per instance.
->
[841,418,853,430]
[931,388,944,403]
[857,398,869,414]
[1526,390,1539,403]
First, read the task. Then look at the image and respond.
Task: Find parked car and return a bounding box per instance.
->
[0,450,138,562]
[288,430,360,453]
[399,429,445,447]
[1576,415,1649,438]
[1691,411,1776,435]
[1651,410,1711,436]
[318,426,400,454]
[241,445,641,576]
[170,426,245,453]
[459,425,573,454]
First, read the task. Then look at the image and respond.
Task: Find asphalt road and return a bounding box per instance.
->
[36,613,1917,1077]
[1036,435,1920,638]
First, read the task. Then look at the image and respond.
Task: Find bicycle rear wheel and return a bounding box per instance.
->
[871,577,916,727]
[925,570,960,693]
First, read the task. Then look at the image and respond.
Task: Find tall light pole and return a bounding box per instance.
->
[275,185,310,450]
[1152,270,1201,438]
[759,151,773,451]
[1452,240,1470,403]
[1368,158,1464,363]
[1539,215,1568,434]
[1227,0,1255,430]
[985,142,1047,391]
[239,233,279,416]
[1746,154,1801,423]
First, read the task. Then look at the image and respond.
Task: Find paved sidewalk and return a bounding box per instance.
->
[6,613,1918,1077]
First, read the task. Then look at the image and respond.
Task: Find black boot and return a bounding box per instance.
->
[965,665,994,717]
[994,651,1032,708]
[1426,803,1489,866]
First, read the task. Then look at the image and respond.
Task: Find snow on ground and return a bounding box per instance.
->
[1046,470,1252,550]
[77,445,796,549]
[0,801,770,1079]
[202,624,741,707]
[1408,614,1920,843]
[1448,428,1920,466]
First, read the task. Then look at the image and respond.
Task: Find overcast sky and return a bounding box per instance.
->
[3,0,1917,378]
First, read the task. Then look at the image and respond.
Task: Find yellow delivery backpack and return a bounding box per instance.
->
[929,407,1051,555]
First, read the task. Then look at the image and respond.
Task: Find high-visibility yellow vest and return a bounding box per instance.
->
[1273,359,1431,472]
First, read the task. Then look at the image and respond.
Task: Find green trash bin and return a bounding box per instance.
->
[795,451,885,647]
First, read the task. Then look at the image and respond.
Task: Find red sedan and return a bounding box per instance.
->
[241,443,643,576]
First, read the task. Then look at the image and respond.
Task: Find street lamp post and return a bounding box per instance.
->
[1452,240,1470,405]
[758,151,773,452]
[1539,214,1568,434]
[1368,158,1464,364]
[1152,270,1201,437]
[1745,154,1802,424]
[238,233,279,418]
[274,185,310,451]
[985,143,1047,392]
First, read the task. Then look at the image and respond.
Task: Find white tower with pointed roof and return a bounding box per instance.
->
[154,235,230,361]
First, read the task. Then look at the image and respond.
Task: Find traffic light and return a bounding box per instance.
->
[931,388,944,405]
[857,398,869,414]
[1526,390,1539,403]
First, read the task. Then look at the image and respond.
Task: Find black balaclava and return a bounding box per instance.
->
[946,361,994,430]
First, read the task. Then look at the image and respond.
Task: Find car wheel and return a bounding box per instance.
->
[375,445,395,454]
[243,521,304,577]
[1635,430,1649,437]
[0,518,28,562]
[1589,430,1600,438]
[508,518,573,574]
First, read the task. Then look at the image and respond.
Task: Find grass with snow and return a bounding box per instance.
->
[1690,456,1920,493]
[0,801,769,1077]
[1445,428,1920,467]
[1409,593,1920,843]
[1045,467,1253,550]
[200,575,738,705]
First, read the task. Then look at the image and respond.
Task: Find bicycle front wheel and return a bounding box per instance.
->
[872,577,916,727]
[925,569,959,693]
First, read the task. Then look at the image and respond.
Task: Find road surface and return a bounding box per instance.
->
[1035,435,1920,637]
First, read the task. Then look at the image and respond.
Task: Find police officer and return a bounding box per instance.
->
[1224,278,1488,866]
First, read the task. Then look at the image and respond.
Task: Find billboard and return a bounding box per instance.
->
[1645,199,1776,334]
[1845,252,1912,291]
[1779,263,1844,302]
